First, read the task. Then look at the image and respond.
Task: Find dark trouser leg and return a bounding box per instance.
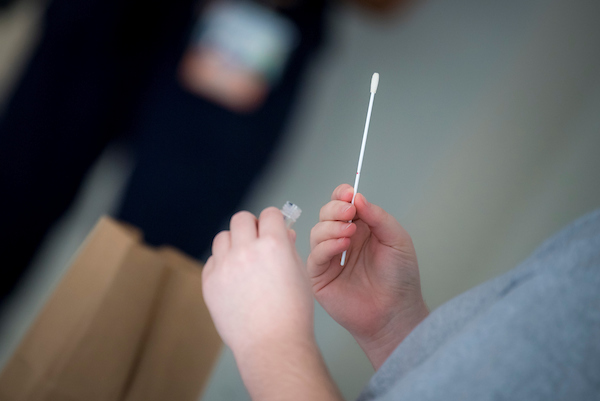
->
[0,0,197,306]
[117,15,322,258]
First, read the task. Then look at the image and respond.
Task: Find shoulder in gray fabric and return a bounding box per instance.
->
[358,208,600,401]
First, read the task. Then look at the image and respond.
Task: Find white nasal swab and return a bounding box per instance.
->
[341,72,379,266]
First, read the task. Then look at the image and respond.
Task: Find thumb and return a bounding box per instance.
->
[354,193,411,248]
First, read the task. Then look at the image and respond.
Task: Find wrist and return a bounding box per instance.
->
[234,329,318,368]
[355,297,429,370]
[234,333,343,401]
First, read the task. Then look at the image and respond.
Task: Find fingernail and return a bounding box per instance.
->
[362,195,370,207]
[343,223,353,230]
[343,205,352,213]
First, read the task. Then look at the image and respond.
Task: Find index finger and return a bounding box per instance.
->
[258,207,288,240]
[331,184,354,202]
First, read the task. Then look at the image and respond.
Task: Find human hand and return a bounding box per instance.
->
[202,207,314,359]
[203,207,343,400]
[308,184,429,369]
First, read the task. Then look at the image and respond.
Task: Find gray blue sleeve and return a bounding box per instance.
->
[358,208,600,401]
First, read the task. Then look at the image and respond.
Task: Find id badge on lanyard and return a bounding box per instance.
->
[179,0,299,113]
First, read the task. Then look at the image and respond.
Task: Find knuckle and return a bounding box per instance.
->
[260,235,281,252]
[319,202,334,220]
[211,231,228,250]
[213,230,228,242]
[231,210,254,224]
[310,224,319,237]
[333,183,351,199]
[319,206,326,220]
[202,259,213,279]
[236,246,255,262]
[259,206,280,221]
[262,206,280,215]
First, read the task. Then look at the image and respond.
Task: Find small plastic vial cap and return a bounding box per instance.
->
[281,201,302,228]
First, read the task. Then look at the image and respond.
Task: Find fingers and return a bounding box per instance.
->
[320,184,356,223]
[307,237,350,275]
[212,230,231,256]
[307,184,357,271]
[258,207,288,240]
[319,200,356,223]
[310,221,356,249]
[354,193,410,247]
[226,207,291,249]
[230,211,258,247]
[331,183,355,202]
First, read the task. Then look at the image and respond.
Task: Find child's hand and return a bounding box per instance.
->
[308,184,429,369]
[203,208,314,359]
[203,208,343,400]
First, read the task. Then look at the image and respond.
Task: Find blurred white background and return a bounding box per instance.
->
[1,0,599,399]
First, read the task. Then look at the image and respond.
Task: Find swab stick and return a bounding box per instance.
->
[341,72,379,266]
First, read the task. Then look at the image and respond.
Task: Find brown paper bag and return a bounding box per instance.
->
[0,217,222,401]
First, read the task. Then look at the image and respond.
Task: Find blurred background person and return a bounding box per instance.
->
[0,0,327,312]
[0,0,408,315]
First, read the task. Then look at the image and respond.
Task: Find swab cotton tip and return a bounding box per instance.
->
[370,72,379,94]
